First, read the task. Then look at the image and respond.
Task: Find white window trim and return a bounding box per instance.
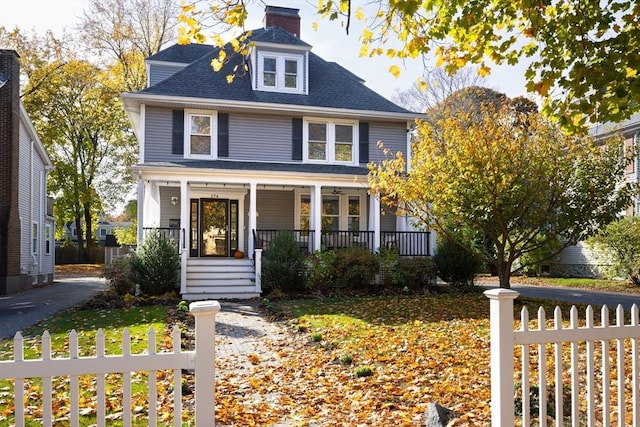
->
[256,51,304,94]
[32,222,38,255]
[295,191,364,231]
[184,109,218,159]
[302,118,359,165]
[45,224,51,255]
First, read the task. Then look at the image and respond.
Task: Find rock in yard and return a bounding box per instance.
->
[424,401,458,427]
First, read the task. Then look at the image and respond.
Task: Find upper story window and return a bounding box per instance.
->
[303,119,358,165]
[185,110,218,159]
[257,51,304,93]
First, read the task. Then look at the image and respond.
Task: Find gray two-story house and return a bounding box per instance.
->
[121,6,431,300]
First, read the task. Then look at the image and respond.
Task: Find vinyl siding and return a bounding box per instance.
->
[160,186,181,227]
[148,64,186,86]
[368,122,407,164]
[18,119,50,277]
[256,190,295,229]
[229,114,292,161]
[144,107,182,162]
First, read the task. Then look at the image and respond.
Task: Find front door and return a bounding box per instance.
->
[190,198,239,257]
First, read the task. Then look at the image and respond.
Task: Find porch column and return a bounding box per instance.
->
[370,194,381,251]
[311,185,322,252]
[142,180,161,229]
[136,177,144,243]
[179,180,188,295]
[248,182,257,258]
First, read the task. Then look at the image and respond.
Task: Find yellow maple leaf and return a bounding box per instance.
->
[389,65,401,78]
[478,64,492,77]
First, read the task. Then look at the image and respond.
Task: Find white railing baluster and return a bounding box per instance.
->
[601,305,611,427]
[172,325,182,427]
[69,329,79,427]
[537,307,547,427]
[521,306,530,426]
[585,306,595,427]
[617,305,626,426]
[148,327,157,426]
[42,331,52,427]
[554,306,564,425]
[96,328,105,427]
[122,328,131,427]
[632,304,640,427]
[13,332,24,425]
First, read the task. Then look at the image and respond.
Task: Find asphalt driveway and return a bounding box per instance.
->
[483,282,640,310]
[0,277,108,339]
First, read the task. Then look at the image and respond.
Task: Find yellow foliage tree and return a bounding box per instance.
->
[179,0,640,132]
[368,89,636,288]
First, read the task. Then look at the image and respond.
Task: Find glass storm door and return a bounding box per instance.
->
[190,199,239,257]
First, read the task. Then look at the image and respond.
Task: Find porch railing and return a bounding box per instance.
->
[381,231,431,256]
[142,227,182,249]
[254,229,431,256]
[254,229,316,255]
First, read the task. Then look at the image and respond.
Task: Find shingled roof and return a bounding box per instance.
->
[137,26,415,115]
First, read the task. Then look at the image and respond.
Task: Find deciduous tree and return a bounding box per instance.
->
[180,0,640,132]
[23,59,134,256]
[368,89,636,288]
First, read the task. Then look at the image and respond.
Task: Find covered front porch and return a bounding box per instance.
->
[137,168,434,299]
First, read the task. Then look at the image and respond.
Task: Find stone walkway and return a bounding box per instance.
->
[214,300,288,371]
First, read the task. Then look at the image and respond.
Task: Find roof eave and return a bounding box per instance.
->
[120,92,421,121]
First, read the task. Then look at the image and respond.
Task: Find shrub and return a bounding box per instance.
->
[391,257,438,291]
[261,230,307,293]
[432,236,483,287]
[333,246,380,290]
[306,250,338,291]
[128,230,180,296]
[307,246,379,292]
[103,255,135,295]
[588,217,640,285]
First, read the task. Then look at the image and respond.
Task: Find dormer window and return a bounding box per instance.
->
[256,51,305,93]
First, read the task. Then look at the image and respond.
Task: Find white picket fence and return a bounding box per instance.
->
[486,288,640,427]
[0,300,220,427]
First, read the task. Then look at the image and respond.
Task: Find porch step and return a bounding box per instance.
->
[184,258,259,300]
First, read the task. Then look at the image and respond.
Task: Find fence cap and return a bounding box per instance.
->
[189,300,221,315]
[483,288,520,300]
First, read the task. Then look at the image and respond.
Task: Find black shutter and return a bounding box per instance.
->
[292,118,303,160]
[359,122,369,163]
[172,110,184,155]
[218,113,229,157]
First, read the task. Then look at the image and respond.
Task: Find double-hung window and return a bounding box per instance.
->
[185,110,217,158]
[257,52,303,93]
[304,119,357,164]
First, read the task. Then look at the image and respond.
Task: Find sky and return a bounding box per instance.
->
[0,0,530,103]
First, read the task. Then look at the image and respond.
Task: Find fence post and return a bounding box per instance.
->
[190,300,221,426]
[254,248,262,294]
[484,288,519,427]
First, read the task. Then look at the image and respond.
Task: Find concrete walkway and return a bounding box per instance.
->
[0,277,108,339]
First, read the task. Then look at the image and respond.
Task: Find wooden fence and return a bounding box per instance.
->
[0,301,220,427]
[486,288,640,426]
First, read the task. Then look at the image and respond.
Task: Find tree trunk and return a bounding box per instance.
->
[496,262,512,289]
[74,215,84,262]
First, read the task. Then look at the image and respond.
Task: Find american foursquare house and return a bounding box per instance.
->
[121,6,432,300]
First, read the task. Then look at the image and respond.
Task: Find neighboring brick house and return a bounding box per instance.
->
[0,50,55,294]
[121,6,431,299]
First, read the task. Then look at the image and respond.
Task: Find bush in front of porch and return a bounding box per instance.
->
[261,230,307,293]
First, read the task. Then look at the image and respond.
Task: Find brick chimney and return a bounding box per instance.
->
[0,50,21,294]
[264,5,301,38]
